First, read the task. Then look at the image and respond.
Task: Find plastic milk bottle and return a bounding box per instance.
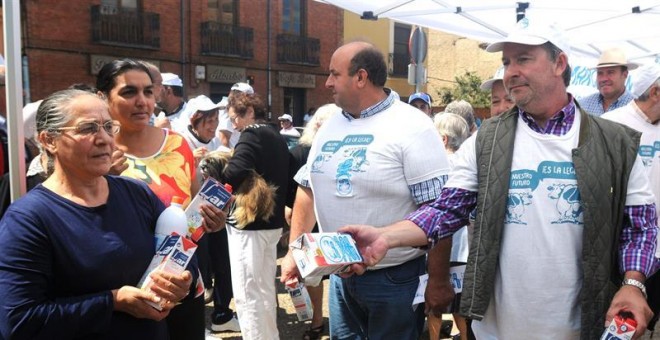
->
[154,196,187,250]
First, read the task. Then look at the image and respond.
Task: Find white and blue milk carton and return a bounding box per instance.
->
[290,232,363,278]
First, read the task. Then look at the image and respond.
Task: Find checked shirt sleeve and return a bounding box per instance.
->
[409,175,448,205]
[406,187,477,247]
[619,204,658,277]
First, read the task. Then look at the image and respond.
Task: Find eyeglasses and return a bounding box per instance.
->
[57,120,121,136]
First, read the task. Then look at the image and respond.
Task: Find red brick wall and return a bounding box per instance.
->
[11,0,342,116]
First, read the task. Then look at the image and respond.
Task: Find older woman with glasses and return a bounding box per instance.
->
[0,89,193,339]
[96,59,226,340]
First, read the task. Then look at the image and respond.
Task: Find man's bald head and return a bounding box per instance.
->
[335,41,387,87]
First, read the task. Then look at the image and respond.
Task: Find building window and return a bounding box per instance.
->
[282,0,305,35]
[208,0,237,25]
[101,0,139,13]
[91,0,159,49]
[391,23,412,77]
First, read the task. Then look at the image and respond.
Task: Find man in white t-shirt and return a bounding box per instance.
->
[278,114,300,137]
[155,73,187,129]
[602,64,660,329]
[280,41,451,339]
[340,20,658,340]
[602,63,660,256]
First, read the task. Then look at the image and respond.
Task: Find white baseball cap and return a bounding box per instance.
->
[162,73,183,87]
[231,82,254,94]
[278,114,293,122]
[480,66,506,91]
[187,95,221,113]
[631,63,660,99]
[486,18,571,57]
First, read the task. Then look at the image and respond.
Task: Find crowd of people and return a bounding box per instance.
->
[0,18,658,340]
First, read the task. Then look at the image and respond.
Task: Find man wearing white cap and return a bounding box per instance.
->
[578,47,638,116]
[278,114,300,137]
[338,19,657,339]
[603,63,660,261]
[156,72,187,129]
[480,66,514,117]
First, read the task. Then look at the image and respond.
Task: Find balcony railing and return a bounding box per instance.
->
[91,5,160,49]
[276,34,320,66]
[200,22,254,59]
[389,52,409,77]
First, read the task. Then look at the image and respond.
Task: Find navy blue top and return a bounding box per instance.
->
[0,176,168,339]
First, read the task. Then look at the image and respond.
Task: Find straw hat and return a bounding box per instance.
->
[593,48,639,70]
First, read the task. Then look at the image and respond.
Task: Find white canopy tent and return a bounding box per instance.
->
[318,0,660,66]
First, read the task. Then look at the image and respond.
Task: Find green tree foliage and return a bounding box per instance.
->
[436,71,490,108]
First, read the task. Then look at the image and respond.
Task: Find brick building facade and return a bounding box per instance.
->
[7,0,342,125]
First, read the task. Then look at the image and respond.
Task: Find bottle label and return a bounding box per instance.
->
[185,178,232,241]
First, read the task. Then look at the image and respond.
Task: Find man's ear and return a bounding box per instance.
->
[356,69,368,88]
[555,52,569,78]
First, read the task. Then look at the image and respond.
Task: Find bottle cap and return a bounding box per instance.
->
[171,196,185,205]
[224,184,233,193]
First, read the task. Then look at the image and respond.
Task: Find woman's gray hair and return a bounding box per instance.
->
[36,89,107,175]
[444,99,475,132]
[434,112,470,153]
[298,103,340,146]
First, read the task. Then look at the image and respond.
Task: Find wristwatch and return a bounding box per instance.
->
[622,278,647,298]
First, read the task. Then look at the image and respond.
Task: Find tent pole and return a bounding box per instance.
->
[3,1,26,201]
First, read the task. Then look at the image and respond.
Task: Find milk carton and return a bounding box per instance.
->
[601,314,637,340]
[185,177,232,242]
[138,234,198,310]
[290,232,362,278]
[285,279,314,321]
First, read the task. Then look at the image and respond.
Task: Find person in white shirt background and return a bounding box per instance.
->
[278,114,300,137]
[216,82,254,149]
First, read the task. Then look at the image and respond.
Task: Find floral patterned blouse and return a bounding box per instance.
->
[121,129,196,208]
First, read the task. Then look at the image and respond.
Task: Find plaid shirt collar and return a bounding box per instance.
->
[519,94,577,136]
[341,88,396,121]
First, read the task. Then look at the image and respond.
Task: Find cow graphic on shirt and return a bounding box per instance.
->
[507,161,583,226]
[547,183,583,224]
[505,192,533,225]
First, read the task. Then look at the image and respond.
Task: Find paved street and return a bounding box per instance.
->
[204,247,331,340]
